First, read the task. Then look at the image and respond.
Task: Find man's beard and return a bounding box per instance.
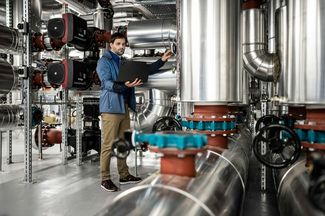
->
[115,48,124,56]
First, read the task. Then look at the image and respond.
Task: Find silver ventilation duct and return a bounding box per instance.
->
[130,89,173,133]
[0,105,23,130]
[243,9,280,82]
[95,125,251,216]
[127,18,176,50]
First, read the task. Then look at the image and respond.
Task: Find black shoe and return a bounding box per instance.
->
[101,179,118,192]
[119,174,142,185]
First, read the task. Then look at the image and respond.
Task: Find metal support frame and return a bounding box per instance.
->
[61,3,69,165]
[22,0,33,183]
[76,93,82,166]
[38,96,42,160]
[0,132,2,171]
[6,0,13,166]
[61,89,68,164]
[176,0,182,117]
[260,82,268,192]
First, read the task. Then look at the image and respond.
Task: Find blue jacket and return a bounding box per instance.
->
[96,50,165,114]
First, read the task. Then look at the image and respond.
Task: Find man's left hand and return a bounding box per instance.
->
[161,50,174,62]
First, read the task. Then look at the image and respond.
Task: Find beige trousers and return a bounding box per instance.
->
[100,104,130,181]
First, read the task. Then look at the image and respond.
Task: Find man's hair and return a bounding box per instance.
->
[110,33,127,44]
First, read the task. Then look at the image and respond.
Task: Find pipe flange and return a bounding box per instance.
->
[50,38,65,51]
[94,72,101,85]
[94,30,106,48]
[41,124,55,147]
[32,32,44,52]
[31,70,41,89]
[301,142,325,150]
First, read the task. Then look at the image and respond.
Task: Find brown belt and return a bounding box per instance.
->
[124,99,129,104]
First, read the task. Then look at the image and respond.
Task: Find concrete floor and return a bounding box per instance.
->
[0,131,160,216]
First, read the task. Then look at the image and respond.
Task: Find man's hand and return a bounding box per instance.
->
[161,50,174,62]
[125,78,143,87]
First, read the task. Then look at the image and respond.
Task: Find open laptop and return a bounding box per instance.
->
[114,60,151,84]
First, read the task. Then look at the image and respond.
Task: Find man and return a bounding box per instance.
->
[96,33,174,192]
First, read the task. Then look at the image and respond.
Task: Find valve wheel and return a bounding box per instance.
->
[111,138,132,159]
[253,124,301,169]
[104,7,114,19]
[152,116,182,133]
[255,114,280,132]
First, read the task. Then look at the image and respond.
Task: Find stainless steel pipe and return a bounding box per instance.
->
[0,25,20,55]
[127,18,176,50]
[95,125,251,216]
[243,9,280,82]
[0,105,23,130]
[54,0,97,15]
[274,153,325,216]
[130,89,173,133]
[180,0,242,103]
[0,58,19,98]
[133,57,176,95]
[276,0,325,105]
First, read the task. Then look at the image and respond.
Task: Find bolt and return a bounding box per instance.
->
[223,134,227,137]
[211,134,216,137]
[308,122,316,126]
[199,116,204,118]
[222,115,227,118]
[211,116,216,118]
[18,69,24,75]
[17,23,23,29]
[178,154,185,158]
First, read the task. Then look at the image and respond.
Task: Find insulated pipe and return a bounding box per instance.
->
[95,125,251,216]
[133,57,176,95]
[0,58,19,97]
[130,89,173,133]
[0,24,20,55]
[243,9,280,82]
[267,0,282,53]
[127,18,176,50]
[55,0,97,15]
[0,105,23,130]
[274,153,325,216]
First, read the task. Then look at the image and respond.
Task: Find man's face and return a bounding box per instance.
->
[110,38,126,56]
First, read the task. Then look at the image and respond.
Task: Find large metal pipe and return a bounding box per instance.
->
[95,125,251,216]
[0,58,19,97]
[54,0,97,15]
[127,18,176,50]
[243,9,280,82]
[268,0,282,53]
[0,105,23,130]
[180,0,242,103]
[130,89,173,133]
[133,57,176,95]
[276,0,325,105]
[93,5,113,56]
[274,153,325,216]
[0,24,20,55]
